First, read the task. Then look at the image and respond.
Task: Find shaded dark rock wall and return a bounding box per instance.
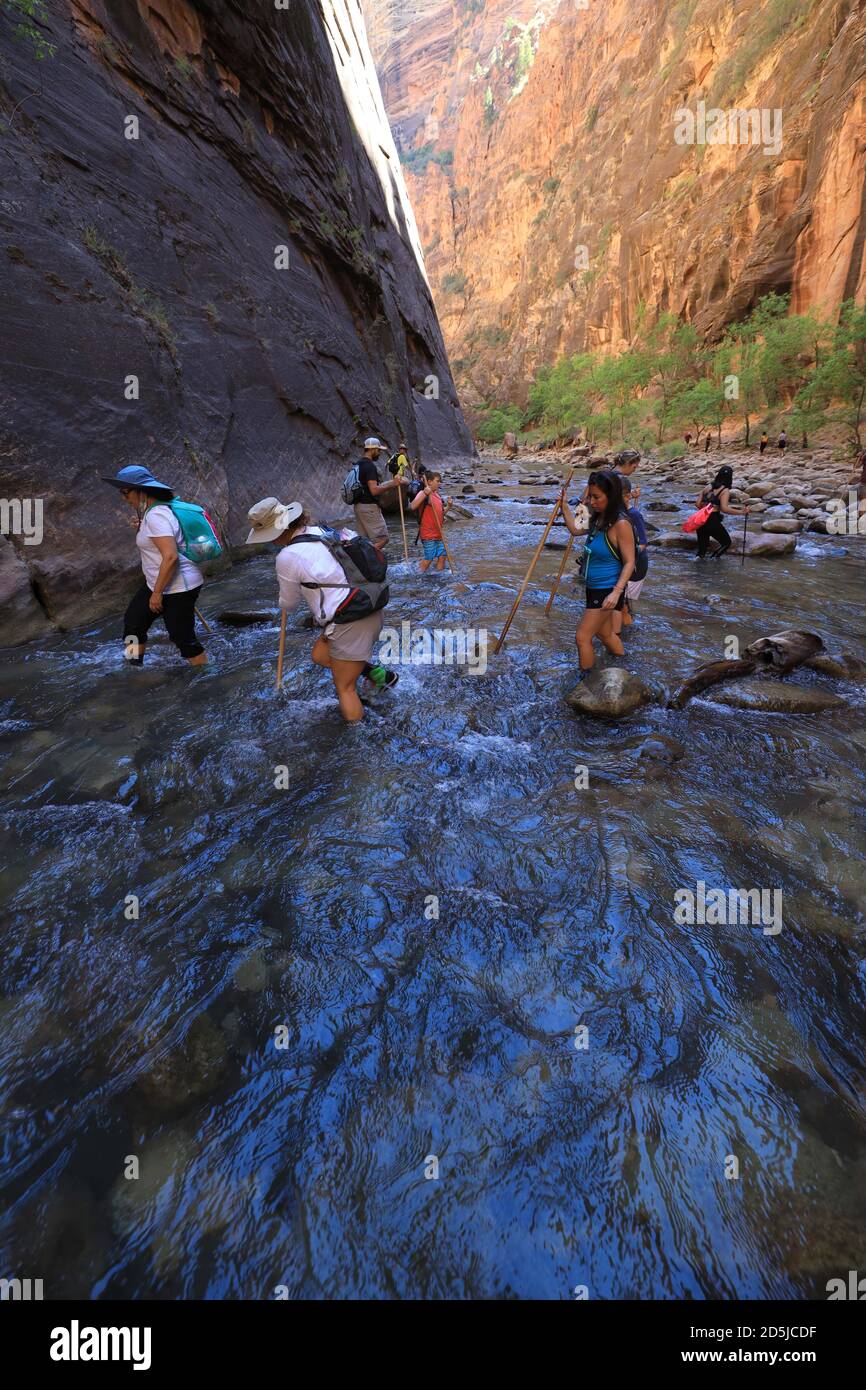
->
[0,0,471,643]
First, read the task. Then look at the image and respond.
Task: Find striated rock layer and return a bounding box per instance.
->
[363,0,866,407]
[0,0,471,644]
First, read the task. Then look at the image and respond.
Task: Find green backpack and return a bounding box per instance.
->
[169,500,223,564]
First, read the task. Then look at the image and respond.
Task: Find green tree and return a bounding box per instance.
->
[814,300,866,449]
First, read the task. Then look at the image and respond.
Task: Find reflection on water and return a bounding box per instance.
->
[1,460,865,1299]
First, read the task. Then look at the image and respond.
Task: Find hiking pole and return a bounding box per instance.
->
[741,510,748,567]
[195,606,213,634]
[545,534,574,615]
[396,479,409,562]
[495,467,575,654]
[276,608,287,690]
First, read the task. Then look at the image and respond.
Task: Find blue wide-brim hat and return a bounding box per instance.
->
[103,465,174,500]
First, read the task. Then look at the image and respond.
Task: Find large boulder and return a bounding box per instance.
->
[708,680,845,714]
[0,536,53,645]
[743,531,797,556]
[761,518,803,533]
[566,667,655,718]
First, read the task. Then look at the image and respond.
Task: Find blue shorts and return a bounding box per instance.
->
[422,539,446,560]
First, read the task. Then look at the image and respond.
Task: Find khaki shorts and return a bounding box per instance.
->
[323,610,384,663]
[353,502,388,548]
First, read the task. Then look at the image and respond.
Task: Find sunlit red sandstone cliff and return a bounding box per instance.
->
[363,0,866,407]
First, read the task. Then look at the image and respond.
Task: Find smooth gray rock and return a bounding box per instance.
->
[761,518,803,533]
[566,667,655,718]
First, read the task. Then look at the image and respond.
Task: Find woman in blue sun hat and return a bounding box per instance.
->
[103,465,208,667]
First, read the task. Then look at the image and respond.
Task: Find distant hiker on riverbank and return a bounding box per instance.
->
[760,431,769,454]
[247,497,397,723]
[410,471,452,572]
[342,437,405,553]
[617,476,648,632]
[778,429,788,452]
[104,465,209,668]
[560,471,635,675]
[694,466,750,560]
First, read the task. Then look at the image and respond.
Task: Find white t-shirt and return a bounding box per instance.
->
[276,526,352,624]
[136,504,204,594]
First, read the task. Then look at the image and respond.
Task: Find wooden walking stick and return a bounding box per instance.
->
[396,479,409,562]
[494,468,575,653]
[195,606,213,634]
[545,535,575,615]
[275,608,287,690]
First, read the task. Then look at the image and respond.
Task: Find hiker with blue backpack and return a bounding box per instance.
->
[559,470,636,675]
[246,497,397,723]
[341,437,406,553]
[104,465,221,667]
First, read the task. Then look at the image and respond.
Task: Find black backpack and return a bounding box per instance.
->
[287,529,389,625]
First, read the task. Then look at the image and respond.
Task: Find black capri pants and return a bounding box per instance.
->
[696,511,732,558]
[123,583,204,660]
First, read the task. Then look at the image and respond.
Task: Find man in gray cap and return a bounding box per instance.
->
[353,437,405,552]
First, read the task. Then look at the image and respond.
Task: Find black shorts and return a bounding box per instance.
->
[585,587,625,611]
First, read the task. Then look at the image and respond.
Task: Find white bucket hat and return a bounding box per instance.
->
[364,437,385,450]
[246,497,303,544]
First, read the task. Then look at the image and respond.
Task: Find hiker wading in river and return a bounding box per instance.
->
[105,465,207,668]
[560,471,635,675]
[247,498,397,723]
[410,471,452,572]
[695,466,750,559]
[352,437,405,552]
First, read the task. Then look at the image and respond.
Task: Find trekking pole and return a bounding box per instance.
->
[741,510,748,567]
[195,606,213,634]
[545,534,575,615]
[396,480,409,562]
[275,608,287,690]
[494,467,575,654]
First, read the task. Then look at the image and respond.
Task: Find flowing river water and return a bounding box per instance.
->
[1,457,865,1299]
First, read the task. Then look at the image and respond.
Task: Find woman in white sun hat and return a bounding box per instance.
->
[247,497,398,723]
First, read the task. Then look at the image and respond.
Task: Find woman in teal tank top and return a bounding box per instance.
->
[560,471,636,675]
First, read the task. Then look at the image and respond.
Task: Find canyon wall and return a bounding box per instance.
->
[0,0,471,645]
[363,0,866,410]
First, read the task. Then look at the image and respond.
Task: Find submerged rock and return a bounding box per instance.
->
[806,651,866,681]
[136,1013,228,1114]
[707,680,845,714]
[566,667,655,718]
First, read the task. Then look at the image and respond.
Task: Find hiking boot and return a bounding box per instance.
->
[366,664,398,691]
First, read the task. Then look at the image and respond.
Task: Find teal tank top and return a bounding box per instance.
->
[583,525,622,589]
